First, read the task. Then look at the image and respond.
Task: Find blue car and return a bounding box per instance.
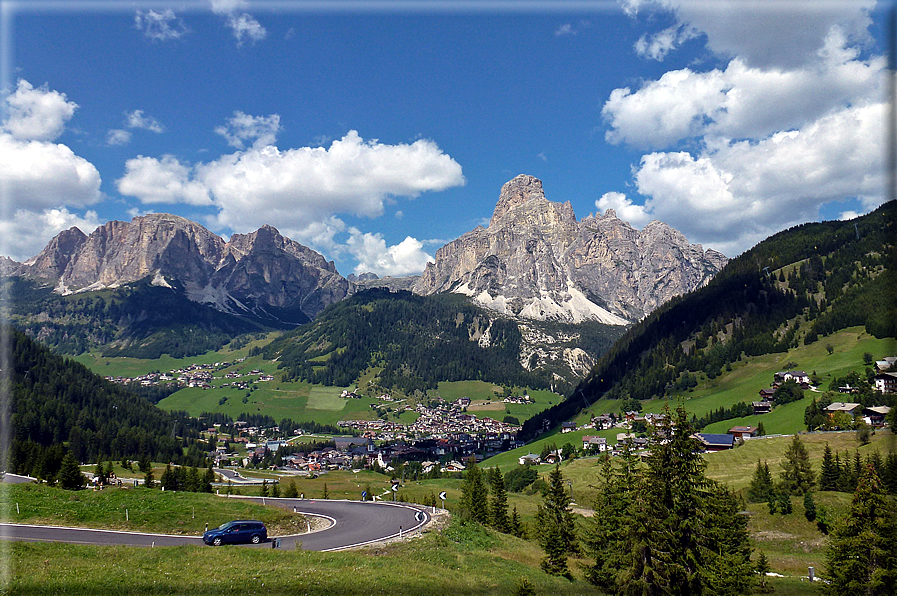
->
[203,520,267,546]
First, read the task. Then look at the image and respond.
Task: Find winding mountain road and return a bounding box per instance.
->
[0,497,433,552]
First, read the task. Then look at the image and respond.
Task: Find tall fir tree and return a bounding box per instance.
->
[459,457,489,524]
[58,452,86,490]
[488,467,510,533]
[824,463,897,595]
[779,435,816,495]
[748,460,775,502]
[536,464,578,577]
[820,443,840,491]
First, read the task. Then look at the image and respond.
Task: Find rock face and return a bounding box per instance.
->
[17,214,348,323]
[414,175,727,324]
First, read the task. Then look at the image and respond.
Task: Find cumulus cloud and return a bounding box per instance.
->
[627,102,884,255]
[116,129,465,251]
[595,192,651,228]
[604,30,884,149]
[555,24,575,36]
[214,111,280,149]
[600,3,886,256]
[134,9,188,41]
[3,79,78,142]
[0,131,102,211]
[346,229,434,277]
[117,155,212,206]
[0,208,102,262]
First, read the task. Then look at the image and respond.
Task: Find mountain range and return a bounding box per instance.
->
[5,175,725,328]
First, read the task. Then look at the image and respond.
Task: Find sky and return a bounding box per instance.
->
[0,0,890,278]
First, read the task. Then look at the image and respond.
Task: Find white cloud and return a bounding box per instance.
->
[117,155,212,206]
[0,133,102,211]
[2,79,78,142]
[839,211,861,221]
[226,13,267,45]
[197,131,465,232]
[634,24,698,61]
[126,109,165,133]
[595,192,651,228]
[214,111,280,149]
[209,0,266,45]
[106,129,132,146]
[116,130,465,245]
[134,9,188,42]
[619,0,875,69]
[603,32,884,150]
[627,102,884,255]
[0,208,101,262]
[346,229,434,277]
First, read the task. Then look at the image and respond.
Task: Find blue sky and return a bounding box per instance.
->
[0,1,889,277]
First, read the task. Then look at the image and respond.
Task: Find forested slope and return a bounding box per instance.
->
[5,327,206,479]
[6,276,272,358]
[521,202,897,439]
[264,289,581,393]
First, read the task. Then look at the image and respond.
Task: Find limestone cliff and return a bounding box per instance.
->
[414,174,726,323]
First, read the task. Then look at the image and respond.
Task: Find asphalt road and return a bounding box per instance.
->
[0,497,431,552]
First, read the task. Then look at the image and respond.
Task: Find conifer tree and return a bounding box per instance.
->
[804,492,817,522]
[283,480,299,498]
[460,457,489,524]
[748,460,775,502]
[779,435,815,495]
[820,443,840,491]
[271,481,280,498]
[260,479,269,497]
[58,453,86,490]
[536,464,577,577]
[489,467,510,533]
[161,463,176,491]
[510,506,524,538]
[824,463,897,595]
[754,551,773,593]
[201,466,215,493]
[144,466,155,489]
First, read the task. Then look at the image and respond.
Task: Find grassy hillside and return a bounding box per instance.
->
[522,201,897,440]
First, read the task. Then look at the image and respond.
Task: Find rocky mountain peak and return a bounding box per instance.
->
[14,214,348,323]
[415,175,727,324]
[490,174,548,227]
[22,226,87,278]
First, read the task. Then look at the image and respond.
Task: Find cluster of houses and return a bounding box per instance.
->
[753,370,814,414]
[105,358,276,390]
[337,399,521,451]
[874,357,897,394]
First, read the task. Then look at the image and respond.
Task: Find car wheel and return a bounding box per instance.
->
[212,537,222,546]
[251,534,261,544]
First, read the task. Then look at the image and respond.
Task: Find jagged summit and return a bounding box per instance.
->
[14,214,348,324]
[415,175,727,325]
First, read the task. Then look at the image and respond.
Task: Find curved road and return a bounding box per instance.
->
[0,497,432,552]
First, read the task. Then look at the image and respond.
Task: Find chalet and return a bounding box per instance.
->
[561,421,577,433]
[518,453,541,466]
[694,433,735,451]
[752,401,772,415]
[825,402,862,416]
[727,426,759,440]
[591,414,614,430]
[456,397,472,408]
[776,371,810,385]
[582,436,609,452]
[863,406,891,427]
[874,372,897,394]
[758,388,776,401]
[333,437,373,451]
[875,357,897,371]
